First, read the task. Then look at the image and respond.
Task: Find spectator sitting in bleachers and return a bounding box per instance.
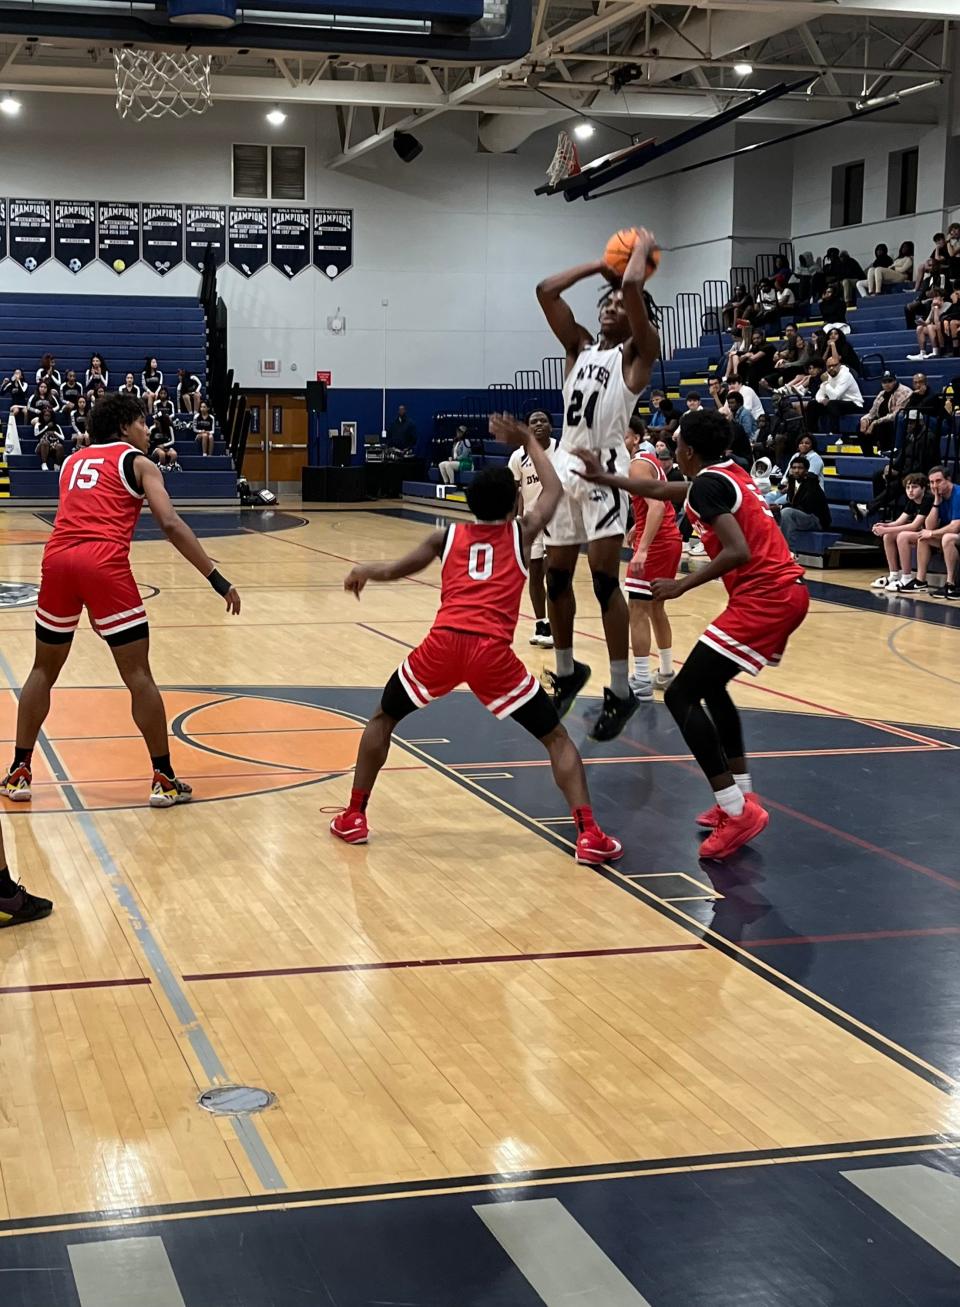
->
[707,376,729,415]
[27,380,59,423]
[908,291,946,361]
[656,443,683,484]
[727,392,756,456]
[806,356,863,442]
[70,395,91,448]
[35,354,61,388]
[149,412,180,470]
[646,389,666,426]
[905,258,950,329]
[869,472,933,590]
[177,368,202,414]
[726,377,763,421]
[738,279,779,344]
[770,368,822,467]
[438,425,472,485]
[35,408,66,472]
[946,222,960,276]
[818,282,847,329]
[913,233,949,288]
[858,241,914,297]
[811,247,843,300]
[852,378,942,524]
[835,250,865,307]
[1,368,29,418]
[721,283,751,331]
[59,369,83,411]
[859,371,912,457]
[193,401,216,456]
[735,329,775,389]
[795,432,824,484]
[153,386,175,420]
[118,372,142,400]
[759,325,811,390]
[655,395,679,435]
[778,454,832,552]
[87,382,106,411]
[854,243,893,297]
[685,392,703,413]
[892,465,960,593]
[85,353,108,390]
[824,326,862,376]
[774,274,796,316]
[937,286,960,357]
[141,357,163,414]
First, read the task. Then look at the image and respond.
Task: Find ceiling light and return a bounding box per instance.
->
[573,121,595,141]
[266,106,286,126]
[733,62,753,77]
[0,94,21,116]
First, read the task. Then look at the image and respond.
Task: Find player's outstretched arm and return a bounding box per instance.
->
[621,230,661,392]
[138,458,241,613]
[488,414,561,538]
[574,446,689,503]
[651,513,748,602]
[344,531,446,598]
[536,262,606,365]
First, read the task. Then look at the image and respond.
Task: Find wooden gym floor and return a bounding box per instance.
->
[0,505,957,1306]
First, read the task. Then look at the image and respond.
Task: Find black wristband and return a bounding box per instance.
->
[208,568,232,597]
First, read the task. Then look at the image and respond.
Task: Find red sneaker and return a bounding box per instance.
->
[330,809,368,845]
[699,800,769,859]
[696,792,760,828]
[2,763,32,802]
[575,825,623,865]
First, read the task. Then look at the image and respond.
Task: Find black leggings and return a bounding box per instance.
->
[663,642,745,784]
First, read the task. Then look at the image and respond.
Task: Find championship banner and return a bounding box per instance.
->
[54,200,96,274]
[98,201,141,272]
[312,208,353,279]
[8,199,52,271]
[0,200,6,263]
[185,204,226,269]
[142,203,184,276]
[270,207,310,279]
[228,206,269,277]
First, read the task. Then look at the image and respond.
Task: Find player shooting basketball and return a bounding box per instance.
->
[331,416,622,866]
[536,227,661,742]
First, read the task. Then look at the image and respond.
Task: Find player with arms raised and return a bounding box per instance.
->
[331,414,622,866]
[537,227,660,740]
[577,409,809,859]
[2,392,241,817]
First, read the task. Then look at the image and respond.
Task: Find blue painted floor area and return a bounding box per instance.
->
[33,508,307,540]
[3,1146,959,1305]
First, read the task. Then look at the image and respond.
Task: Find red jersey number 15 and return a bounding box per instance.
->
[66,457,104,491]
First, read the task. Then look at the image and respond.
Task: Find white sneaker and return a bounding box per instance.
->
[872,575,895,589]
[906,352,927,361]
[886,578,905,591]
[629,675,654,701]
[41,462,49,471]
[688,541,706,557]
[653,670,675,691]
[832,439,844,452]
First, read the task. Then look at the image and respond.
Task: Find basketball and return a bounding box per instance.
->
[603,228,660,278]
[112,258,126,272]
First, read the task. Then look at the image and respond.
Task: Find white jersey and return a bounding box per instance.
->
[559,341,638,460]
[508,443,552,513]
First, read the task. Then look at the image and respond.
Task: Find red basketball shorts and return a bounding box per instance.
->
[398,628,540,719]
[37,542,147,645]
[623,535,683,599]
[699,579,809,676]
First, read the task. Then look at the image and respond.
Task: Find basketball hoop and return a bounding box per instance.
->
[546,131,581,187]
[114,47,213,121]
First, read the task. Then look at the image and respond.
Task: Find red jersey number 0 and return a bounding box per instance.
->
[467,542,494,581]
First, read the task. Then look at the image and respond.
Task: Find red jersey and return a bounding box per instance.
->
[684,460,804,597]
[46,442,144,559]
[434,520,526,642]
[631,453,681,545]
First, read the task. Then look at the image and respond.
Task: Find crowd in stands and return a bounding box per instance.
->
[0,353,210,473]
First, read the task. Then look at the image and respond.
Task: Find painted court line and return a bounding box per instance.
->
[182,941,704,983]
[842,1164,960,1269]
[0,976,150,996]
[69,1235,185,1307]
[475,1197,652,1306]
[451,743,942,770]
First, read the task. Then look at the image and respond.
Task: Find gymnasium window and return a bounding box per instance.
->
[886,146,919,218]
[232,144,306,201]
[829,160,864,228]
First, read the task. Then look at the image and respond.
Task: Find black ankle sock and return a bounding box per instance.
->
[0,866,18,897]
[13,747,32,768]
[151,754,173,776]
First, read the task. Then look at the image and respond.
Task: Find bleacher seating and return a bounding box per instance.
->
[0,293,236,502]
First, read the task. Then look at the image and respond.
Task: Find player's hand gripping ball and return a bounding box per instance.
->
[603,228,660,279]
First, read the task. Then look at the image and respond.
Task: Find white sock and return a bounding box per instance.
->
[555,648,574,678]
[659,647,673,676]
[887,570,900,582]
[901,572,914,582]
[733,771,752,794]
[610,660,630,699]
[633,658,652,684]
[715,783,745,817]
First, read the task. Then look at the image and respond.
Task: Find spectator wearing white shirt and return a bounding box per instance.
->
[35,354,61,389]
[794,433,824,485]
[805,358,864,441]
[726,378,763,420]
[85,353,108,391]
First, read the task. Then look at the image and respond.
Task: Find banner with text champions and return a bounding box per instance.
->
[185,204,226,269]
[312,209,353,279]
[270,207,310,279]
[97,201,141,272]
[54,200,96,273]
[9,199,52,270]
[228,206,268,277]
[142,203,184,276]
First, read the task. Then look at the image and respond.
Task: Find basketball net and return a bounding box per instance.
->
[546,131,581,187]
[114,47,213,121]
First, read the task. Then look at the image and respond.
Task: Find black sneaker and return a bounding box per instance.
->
[896,578,928,593]
[530,620,554,648]
[849,501,868,523]
[0,883,53,928]
[547,661,591,718]
[588,687,639,742]
[931,583,959,600]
